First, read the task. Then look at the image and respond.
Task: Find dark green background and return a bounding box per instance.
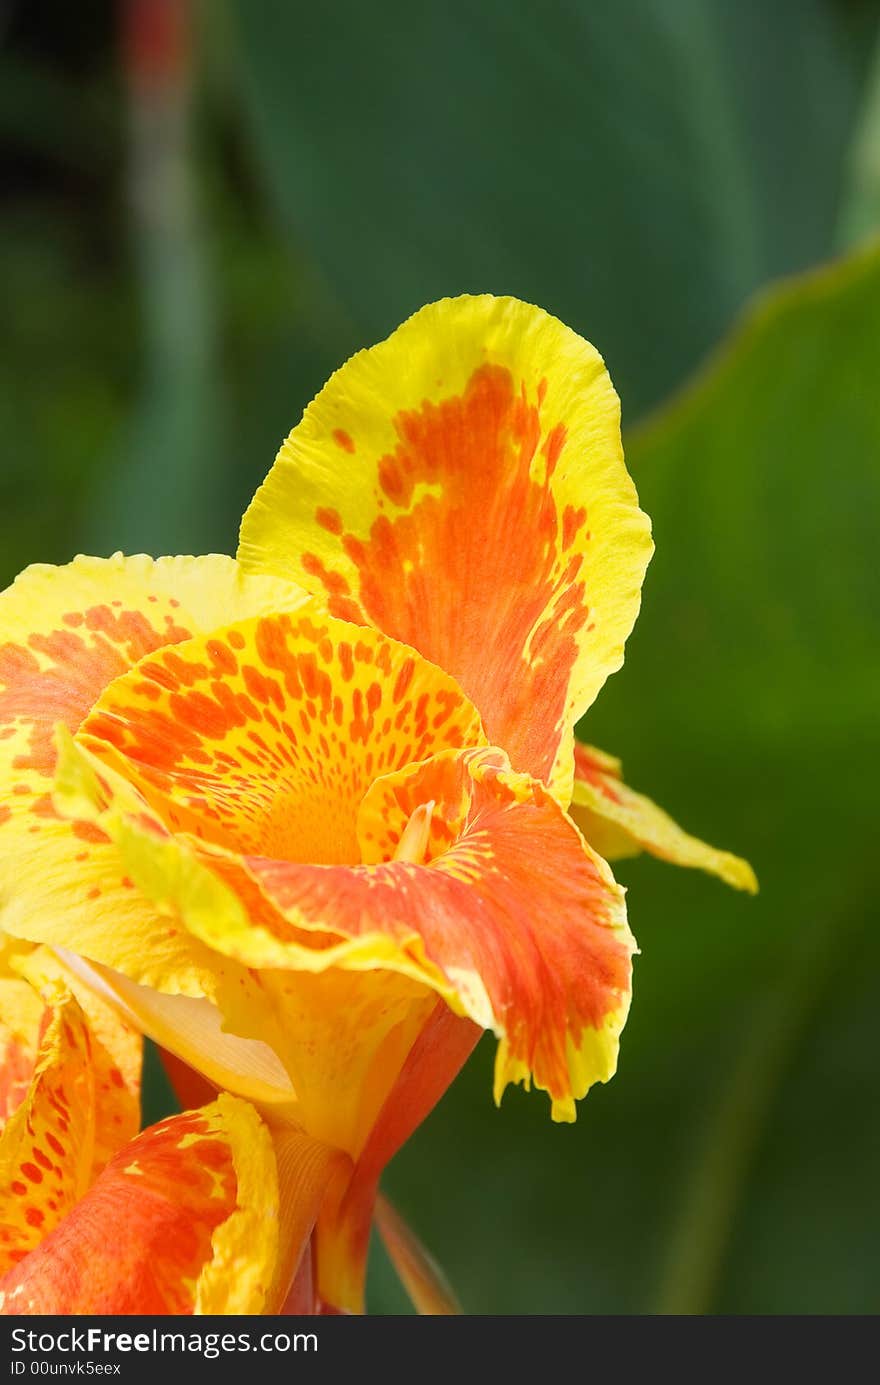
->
[2,0,878,1313]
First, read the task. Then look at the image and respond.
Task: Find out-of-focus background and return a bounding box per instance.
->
[2,0,878,1314]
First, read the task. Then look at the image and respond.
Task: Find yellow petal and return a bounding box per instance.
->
[571,743,758,892]
[193,1094,281,1315]
[239,295,653,800]
[54,949,298,1121]
[219,968,437,1157]
[0,552,310,995]
[0,987,99,1272]
[14,948,142,1179]
[53,736,426,1151]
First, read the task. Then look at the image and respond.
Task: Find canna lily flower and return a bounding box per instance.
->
[0,947,292,1315]
[0,297,754,1312]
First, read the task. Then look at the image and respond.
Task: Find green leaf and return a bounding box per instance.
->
[229,0,870,418]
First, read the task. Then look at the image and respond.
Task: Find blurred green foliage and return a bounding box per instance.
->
[1,0,878,1314]
[231,0,872,417]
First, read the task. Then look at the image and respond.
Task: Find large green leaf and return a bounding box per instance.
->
[379,244,880,1313]
[229,0,870,418]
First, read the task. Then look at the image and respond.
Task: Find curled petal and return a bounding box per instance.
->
[0,976,44,1131]
[57,731,634,1123]
[51,731,428,1152]
[53,952,297,1121]
[359,748,635,1118]
[0,1094,280,1315]
[194,1097,281,1315]
[239,295,653,799]
[13,949,142,1182]
[0,553,309,994]
[0,990,104,1273]
[571,743,757,892]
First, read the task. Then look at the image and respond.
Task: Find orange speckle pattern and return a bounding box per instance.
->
[0,959,141,1279]
[0,601,190,785]
[0,568,200,948]
[239,297,653,806]
[332,429,355,454]
[0,996,97,1274]
[0,1109,237,1314]
[78,610,485,866]
[0,1040,33,1131]
[0,554,313,992]
[299,365,589,786]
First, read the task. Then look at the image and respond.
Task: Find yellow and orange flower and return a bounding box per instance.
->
[0,296,754,1312]
[0,949,288,1315]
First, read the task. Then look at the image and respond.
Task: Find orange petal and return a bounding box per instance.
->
[239,296,653,799]
[0,1094,280,1315]
[0,553,309,994]
[65,725,633,1121]
[14,948,141,1179]
[52,948,297,1121]
[0,976,44,1131]
[357,1001,480,1174]
[355,747,635,1119]
[571,742,757,891]
[0,989,102,1273]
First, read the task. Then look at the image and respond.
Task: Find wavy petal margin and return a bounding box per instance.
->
[239,295,653,800]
